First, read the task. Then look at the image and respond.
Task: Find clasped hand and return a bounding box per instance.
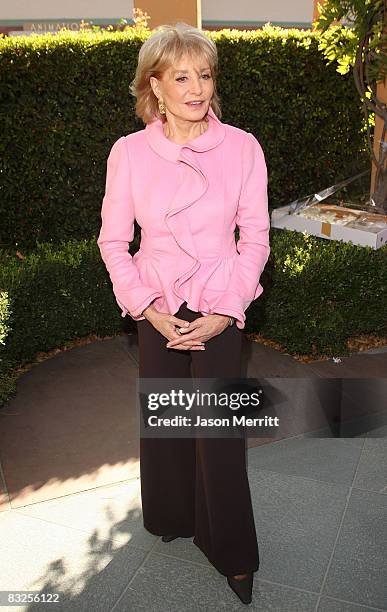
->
[146,310,230,351]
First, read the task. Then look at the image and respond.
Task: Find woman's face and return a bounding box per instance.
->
[150,53,214,122]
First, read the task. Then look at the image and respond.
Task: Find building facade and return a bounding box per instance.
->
[0,0,317,36]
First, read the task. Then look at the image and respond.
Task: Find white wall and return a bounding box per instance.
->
[0,0,133,20]
[1,0,313,24]
[202,0,313,23]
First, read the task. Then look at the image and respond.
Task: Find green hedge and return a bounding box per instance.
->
[0,26,369,251]
[1,230,386,406]
[249,231,387,354]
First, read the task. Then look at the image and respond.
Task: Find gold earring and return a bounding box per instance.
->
[158,99,166,115]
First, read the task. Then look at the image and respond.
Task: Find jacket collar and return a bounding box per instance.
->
[145,105,226,162]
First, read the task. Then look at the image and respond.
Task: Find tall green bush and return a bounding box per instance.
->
[0,26,369,251]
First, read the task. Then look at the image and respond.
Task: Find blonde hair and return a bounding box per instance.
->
[130,22,221,124]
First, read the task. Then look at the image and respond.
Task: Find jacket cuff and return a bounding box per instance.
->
[208,292,247,330]
[117,290,163,320]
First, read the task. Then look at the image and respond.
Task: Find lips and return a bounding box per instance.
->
[185,101,204,106]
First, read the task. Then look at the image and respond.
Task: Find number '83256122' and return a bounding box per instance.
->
[0,591,60,604]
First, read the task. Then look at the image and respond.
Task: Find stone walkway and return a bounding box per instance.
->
[0,334,386,611]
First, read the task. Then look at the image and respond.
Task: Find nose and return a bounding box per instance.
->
[190,75,203,96]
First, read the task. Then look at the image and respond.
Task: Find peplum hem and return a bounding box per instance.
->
[130,255,254,330]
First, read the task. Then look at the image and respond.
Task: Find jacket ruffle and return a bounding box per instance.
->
[131,140,247,325]
[132,249,245,324]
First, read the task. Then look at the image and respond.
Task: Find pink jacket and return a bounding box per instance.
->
[97,106,270,330]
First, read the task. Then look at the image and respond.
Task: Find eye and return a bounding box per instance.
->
[175,74,211,82]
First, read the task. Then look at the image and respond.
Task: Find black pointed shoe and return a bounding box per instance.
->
[161,535,179,543]
[226,572,254,605]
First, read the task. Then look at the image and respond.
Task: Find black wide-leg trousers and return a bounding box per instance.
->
[136,301,260,577]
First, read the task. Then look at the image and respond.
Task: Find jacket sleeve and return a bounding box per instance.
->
[210,132,270,329]
[97,136,163,319]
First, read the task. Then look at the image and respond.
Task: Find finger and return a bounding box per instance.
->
[169,316,190,328]
[167,329,197,342]
[166,343,191,351]
[177,320,200,333]
[167,335,204,347]
[167,330,205,345]
[167,338,205,348]
[169,344,205,351]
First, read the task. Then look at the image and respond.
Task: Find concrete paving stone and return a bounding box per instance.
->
[0,510,147,611]
[0,341,141,507]
[352,433,387,494]
[247,378,345,440]
[247,437,364,486]
[338,412,387,438]
[1,333,386,610]
[365,424,387,438]
[322,488,387,610]
[247,468,348,592]
[247,348,313,378]
[112,551,318,611]
[304,354,387,378]
[295,426,371,439]
[124,334,139,365]
[341,380,387,414]
[296,426,343,438]
[151,535,212,569]
[15,478,157,552]
[35,544,148,612]
[296,426,383,439]
[317,595,387,611]
[247,378,386,440]
[338,380,387,436]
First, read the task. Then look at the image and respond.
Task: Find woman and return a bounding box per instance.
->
[97,23,270,605]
